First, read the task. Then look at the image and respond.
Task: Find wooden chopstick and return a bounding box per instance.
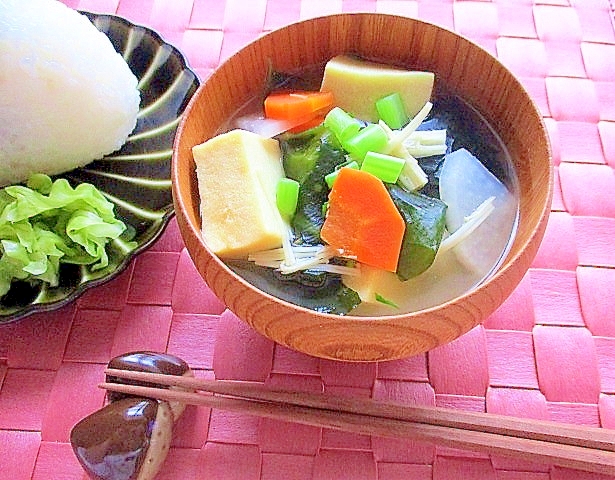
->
[101,369,615,475]
[104,368,614,451]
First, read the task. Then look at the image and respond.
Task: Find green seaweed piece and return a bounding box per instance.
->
[279,125,348,244]
[387,184,448,281]
[228,260,361,315]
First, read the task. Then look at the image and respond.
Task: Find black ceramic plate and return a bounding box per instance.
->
[0,12,200,323]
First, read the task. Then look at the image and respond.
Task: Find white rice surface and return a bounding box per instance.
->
[0,0,140,186]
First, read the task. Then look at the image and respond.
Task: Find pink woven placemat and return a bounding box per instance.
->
[1,1,615,479]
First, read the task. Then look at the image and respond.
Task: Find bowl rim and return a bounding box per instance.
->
[172,12,553,326]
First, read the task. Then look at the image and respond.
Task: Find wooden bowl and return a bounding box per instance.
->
[172,14,552,362]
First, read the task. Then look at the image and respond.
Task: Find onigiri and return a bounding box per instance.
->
[0,0,140,186]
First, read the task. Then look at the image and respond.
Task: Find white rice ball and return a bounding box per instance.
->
[0,0,140,186]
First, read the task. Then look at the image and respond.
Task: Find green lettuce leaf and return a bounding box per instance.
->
[0,175,136,297]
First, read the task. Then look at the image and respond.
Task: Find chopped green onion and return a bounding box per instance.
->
[378,120,428,191]
[343,123,388,162]
[376,93,408,130]
[325,161,359,188]
[276,178,300,218]
[360,151,405,183]
[324,107,361,141]
[375,293,399,308]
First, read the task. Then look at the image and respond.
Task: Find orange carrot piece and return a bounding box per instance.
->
[320,168,405,272]
[264,91,334,121]
[287,114,326,133]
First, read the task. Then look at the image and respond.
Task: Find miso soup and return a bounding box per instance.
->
[212,62,519,316]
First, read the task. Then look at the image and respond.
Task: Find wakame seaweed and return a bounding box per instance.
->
[413,116,452,199]
[423,96,513,189]
[264,65,324,95]
[227,260,361,315]
[278,125,348,244]
[245,124,360,315]
[387,185,448,281]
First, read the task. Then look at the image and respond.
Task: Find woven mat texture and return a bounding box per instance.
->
[2,0,615,479]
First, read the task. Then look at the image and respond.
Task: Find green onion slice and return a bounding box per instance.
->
[276,177,300,218]
[342,123,388,162]
[376,92,408,130]
[325,161,359,188]
[360,151,405,183]
[324,107,361,141]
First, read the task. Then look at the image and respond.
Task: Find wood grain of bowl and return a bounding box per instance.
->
[171,14,552,362]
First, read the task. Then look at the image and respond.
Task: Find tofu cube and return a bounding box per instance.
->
[320,55,434,123]
[192,129,286,258]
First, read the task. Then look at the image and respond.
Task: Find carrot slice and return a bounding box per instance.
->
[287,114,326,133]
[321,168,405,272]
[264,91,334,121]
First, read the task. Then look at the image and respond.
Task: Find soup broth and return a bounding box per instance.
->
[218,64,519,316]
